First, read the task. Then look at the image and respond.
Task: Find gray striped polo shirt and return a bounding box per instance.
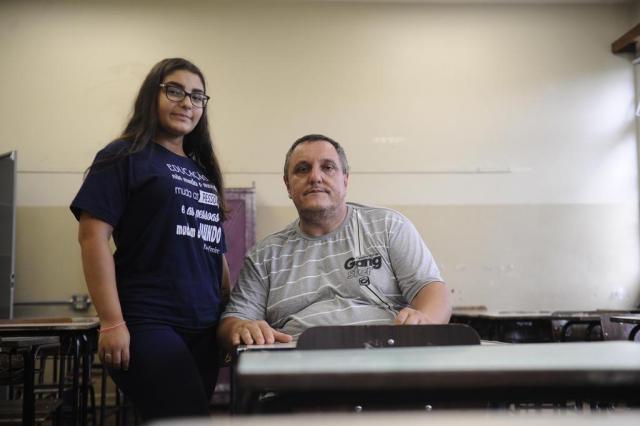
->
[222,203,443,338]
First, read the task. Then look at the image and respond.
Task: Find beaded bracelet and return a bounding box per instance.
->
[99,321,126,333]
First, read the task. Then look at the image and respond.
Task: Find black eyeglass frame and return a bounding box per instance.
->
[159,83,210,108]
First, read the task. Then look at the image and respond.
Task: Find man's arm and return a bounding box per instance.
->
[217,253,292,351]
[218,317,292,351]
[382,209,450,325]
[394,281,452,325]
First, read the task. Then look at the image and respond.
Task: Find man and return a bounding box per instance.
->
[219,134,451,348]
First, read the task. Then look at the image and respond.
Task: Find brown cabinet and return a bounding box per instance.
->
[222,186,256,287]
[214,186,256,407]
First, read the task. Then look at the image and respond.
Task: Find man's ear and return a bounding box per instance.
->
[343,172,349,189]
[283,175,292,198]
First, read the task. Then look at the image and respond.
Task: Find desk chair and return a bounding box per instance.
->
[0,336,62,425]
[450,312,556,343]
[297,324,481,350]
[601,314,640,342]
[549,311,603,342]
[599,311,640,341]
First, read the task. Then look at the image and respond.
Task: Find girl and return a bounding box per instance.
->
[71,58,229,420]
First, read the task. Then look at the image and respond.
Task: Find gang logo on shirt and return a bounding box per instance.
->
[344,254,382,280]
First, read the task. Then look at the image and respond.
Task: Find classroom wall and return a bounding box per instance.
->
[0,0,638,312]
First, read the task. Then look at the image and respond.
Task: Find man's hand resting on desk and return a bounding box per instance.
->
[220,317,292,347]
[393,282,452,325]
[394,307,436,325]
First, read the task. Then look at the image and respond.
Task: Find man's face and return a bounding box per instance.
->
[284,140,349,218]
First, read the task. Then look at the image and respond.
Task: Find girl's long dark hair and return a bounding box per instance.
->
[100,57,226,219]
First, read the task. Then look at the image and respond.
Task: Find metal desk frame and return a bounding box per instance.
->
[0,335,60,425]
[0,318,99,425]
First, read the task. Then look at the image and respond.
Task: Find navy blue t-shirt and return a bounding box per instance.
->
[71,140,226,329]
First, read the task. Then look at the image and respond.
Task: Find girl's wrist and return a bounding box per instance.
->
[99,321,126,333]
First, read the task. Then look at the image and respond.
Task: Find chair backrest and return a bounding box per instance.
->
[296,324,481,350]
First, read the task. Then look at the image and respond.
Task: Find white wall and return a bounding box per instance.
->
[0,0,638,311]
